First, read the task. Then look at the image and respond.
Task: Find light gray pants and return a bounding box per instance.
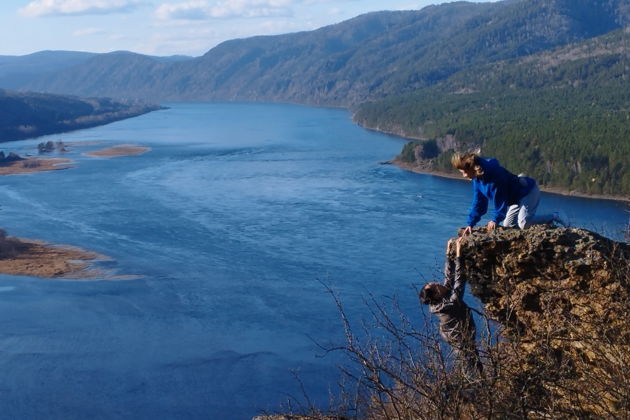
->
[502,183,555,229]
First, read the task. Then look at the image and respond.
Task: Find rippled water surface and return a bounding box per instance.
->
[0,103,626,419]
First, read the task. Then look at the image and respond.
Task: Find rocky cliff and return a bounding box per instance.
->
[458,225,630,417]
[252,226,629,419]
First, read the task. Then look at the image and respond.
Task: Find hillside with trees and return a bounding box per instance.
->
[0,90,162,142]
[354,28,630,197]
[0,51,192,92]
[11,0,630,106]
[0,51,97,89]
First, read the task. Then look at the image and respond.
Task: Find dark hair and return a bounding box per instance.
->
[419,283,439,305]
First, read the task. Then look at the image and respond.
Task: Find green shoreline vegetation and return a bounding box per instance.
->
[354,29,630,199]
[0,89,163,142]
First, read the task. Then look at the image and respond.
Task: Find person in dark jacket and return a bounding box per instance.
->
[420,239,483,381]
[451,152,568,235]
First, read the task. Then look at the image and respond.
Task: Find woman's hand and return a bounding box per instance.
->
[461,226,473,236]
[487,221,497,232]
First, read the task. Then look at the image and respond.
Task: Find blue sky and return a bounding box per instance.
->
[1,0,496,57]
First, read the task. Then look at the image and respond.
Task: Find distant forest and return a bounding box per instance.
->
[354,29,630,197]
[0,90,162,142]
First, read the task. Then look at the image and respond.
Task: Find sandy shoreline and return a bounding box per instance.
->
[390,159,630,203]
[0,158,74,175]
[0,143,151,278]
[0,236,111,279]
[84,144,150,158]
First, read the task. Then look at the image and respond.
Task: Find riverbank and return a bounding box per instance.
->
[391,159,630,203]
[0,89,165,143]
[0,143,150,279]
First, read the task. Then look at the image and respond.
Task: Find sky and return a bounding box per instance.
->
[1,0,496,57]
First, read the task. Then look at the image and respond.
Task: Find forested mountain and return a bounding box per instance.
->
[24,51,175,101]
[13,0,630,105]
[0,51,193,93]
[0,51,97,90]
[355,28,630,196]
[0,89,162,141]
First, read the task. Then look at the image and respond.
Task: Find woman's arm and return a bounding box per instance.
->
[467,180,488,228]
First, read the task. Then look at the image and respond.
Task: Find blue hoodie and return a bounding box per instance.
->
[466,158,535,227]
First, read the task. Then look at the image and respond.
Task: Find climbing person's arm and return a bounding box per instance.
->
[443,239,456,289]
[449,240,466,302]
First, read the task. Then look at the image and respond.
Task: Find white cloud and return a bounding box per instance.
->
[211,0,293,18]
[19,0,142,17]
[154,0,209,20]
[155,0,294,20]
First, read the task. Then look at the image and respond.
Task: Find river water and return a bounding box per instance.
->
[0,103,626,419]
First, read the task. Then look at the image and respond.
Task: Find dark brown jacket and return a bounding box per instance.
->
[429,257,476,348]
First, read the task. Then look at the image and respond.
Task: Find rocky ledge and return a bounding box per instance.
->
[458,225,629,417]
[253,226,629,419]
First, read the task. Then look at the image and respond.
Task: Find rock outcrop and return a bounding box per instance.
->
[252,226,629,419]
[458,225,630,417]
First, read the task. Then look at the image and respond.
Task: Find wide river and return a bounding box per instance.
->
[0,103,627,419]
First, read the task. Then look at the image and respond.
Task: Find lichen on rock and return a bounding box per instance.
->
[458,225,630,417]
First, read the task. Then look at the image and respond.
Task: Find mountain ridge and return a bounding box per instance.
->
[10,0,630,105]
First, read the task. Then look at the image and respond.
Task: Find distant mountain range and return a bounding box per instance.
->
[3,0,629,106]
[0,51,97,89]
[0,90,162,142]
[1,0,628,196]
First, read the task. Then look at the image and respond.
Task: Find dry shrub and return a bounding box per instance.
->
[269,234,629,420]
[313,274,630,420]
[0,228,29,258]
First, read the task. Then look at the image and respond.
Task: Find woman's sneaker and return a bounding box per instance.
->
[553,210,570,227]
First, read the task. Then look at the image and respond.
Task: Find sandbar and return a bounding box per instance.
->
[65,141,104,147]
[84,144,150,158]
[0,236,110,279]
[0,158,74,175]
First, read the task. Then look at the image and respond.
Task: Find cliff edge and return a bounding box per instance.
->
[254,226,629,419]
[459,225,630,417]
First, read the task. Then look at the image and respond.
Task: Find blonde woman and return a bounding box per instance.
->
[451,152,568,235]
